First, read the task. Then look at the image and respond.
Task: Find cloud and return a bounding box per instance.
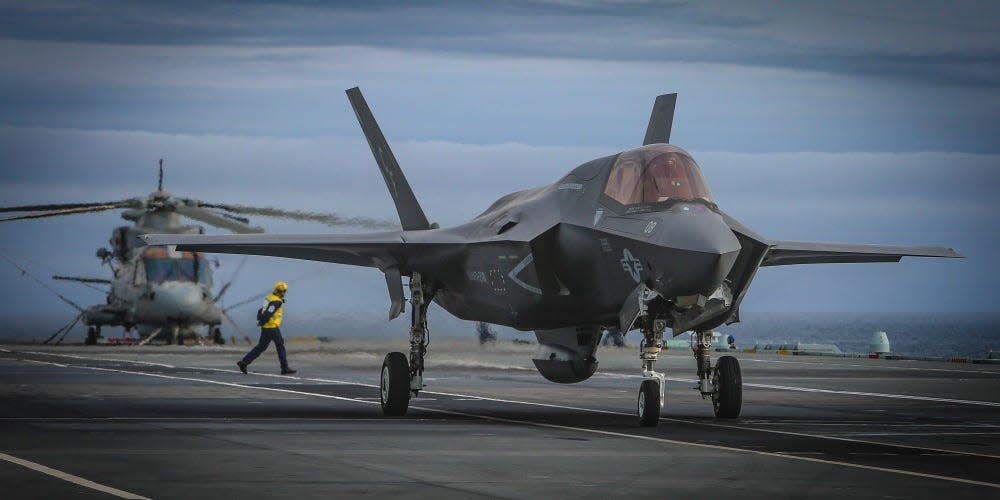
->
[1,1,997,87]
[0,125,995,317]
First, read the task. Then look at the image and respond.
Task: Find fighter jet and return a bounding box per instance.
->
[145,88,961,426]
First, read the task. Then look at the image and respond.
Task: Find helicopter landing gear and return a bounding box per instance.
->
[379,273,431,417]
[85,326,100,346]
[636,319,667,427]
[211,327,225,345]
[693,331,743,418]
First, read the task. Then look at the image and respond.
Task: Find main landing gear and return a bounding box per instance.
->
[85,326,101,345]
[380,273,431,417]
[636,327,743,427]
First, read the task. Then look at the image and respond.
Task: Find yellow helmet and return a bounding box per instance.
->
[273,281,289,294]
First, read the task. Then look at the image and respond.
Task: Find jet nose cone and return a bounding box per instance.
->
[651,209,742,297]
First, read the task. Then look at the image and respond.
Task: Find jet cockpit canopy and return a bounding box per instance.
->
[603,144,713,207]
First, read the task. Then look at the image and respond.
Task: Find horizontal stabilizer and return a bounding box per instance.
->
[345,87,431,231]
[763,240,963,267]
[643,93,677,145]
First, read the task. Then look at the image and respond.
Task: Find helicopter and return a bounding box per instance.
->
[0,160,395,345]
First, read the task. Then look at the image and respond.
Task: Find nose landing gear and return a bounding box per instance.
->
[636,319,667,427]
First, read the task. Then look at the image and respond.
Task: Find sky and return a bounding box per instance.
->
[0,1,998,339]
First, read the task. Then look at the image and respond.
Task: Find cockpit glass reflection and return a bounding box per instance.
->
[141,247,208,284]
[603,144,713,206]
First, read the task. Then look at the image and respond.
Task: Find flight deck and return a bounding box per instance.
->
[0,339,997,499]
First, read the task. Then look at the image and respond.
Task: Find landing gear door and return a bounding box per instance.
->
[384,267,405,320]
[618,283,645,333]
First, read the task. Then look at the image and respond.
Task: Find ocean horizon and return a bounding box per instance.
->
[4,311,997,360]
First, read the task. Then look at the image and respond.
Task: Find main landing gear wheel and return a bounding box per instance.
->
[637,379,661,427]
[712,355,742,418]
[211,327,225,345]
[85,326,99,345]
[380,352,411,416]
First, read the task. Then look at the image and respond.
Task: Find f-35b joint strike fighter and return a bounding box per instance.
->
[146,88,961,426]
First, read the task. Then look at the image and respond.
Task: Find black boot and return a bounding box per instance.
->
[281,368,296,375]
[237,361,248,374]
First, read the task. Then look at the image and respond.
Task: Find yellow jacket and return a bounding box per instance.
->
[259,293,284,328]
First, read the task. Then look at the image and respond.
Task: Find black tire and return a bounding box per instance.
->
[637,379,661,427]
[212,328,225,345]
[85,327,98,346]
[713,356,742,418]
[380,352,410,416]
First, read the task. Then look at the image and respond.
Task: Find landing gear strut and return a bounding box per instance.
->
[693,330,742,418]
[85,326,100,346]
[379,273,431,417]
[636,319,667,427]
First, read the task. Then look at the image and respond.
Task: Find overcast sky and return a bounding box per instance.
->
[0,1,997,339]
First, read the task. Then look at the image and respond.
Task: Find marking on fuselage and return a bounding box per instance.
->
[558,183,583,191]
[593,208,604,226]
[620,249,643,283]
[643,220,657,234]
[507,254,542,295]
[598,238,613,253]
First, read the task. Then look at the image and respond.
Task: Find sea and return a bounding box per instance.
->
[4,311,998,360]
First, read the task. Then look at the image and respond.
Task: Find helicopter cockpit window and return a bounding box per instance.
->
[142,247,207,284]
[603,144,713,207]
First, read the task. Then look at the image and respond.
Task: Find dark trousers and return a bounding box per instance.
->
[242,327,289,370]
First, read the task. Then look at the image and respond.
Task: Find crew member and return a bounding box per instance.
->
[476,321,497,344]
[238,281,296,375]
[727,334,737,350]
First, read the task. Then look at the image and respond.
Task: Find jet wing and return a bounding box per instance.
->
[762,240,963,267]
[141,231,451,271]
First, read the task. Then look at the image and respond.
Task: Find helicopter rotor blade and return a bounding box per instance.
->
[52,275,113,285]
[197,202,399,230]
[174,205,265,234]
[43,313,84,345]
[53,313,85,345]
[222,311,247,339]
[0,204,132,223]
[214,256,248,304]
[223,291,267,313]
[0,199,140,213]
[0,251,85,312]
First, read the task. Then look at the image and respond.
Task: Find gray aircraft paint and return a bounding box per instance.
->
[145,88,961,380]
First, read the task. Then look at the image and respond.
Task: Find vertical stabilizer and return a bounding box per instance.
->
[643,93,677,145]
[345,87,431,231]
